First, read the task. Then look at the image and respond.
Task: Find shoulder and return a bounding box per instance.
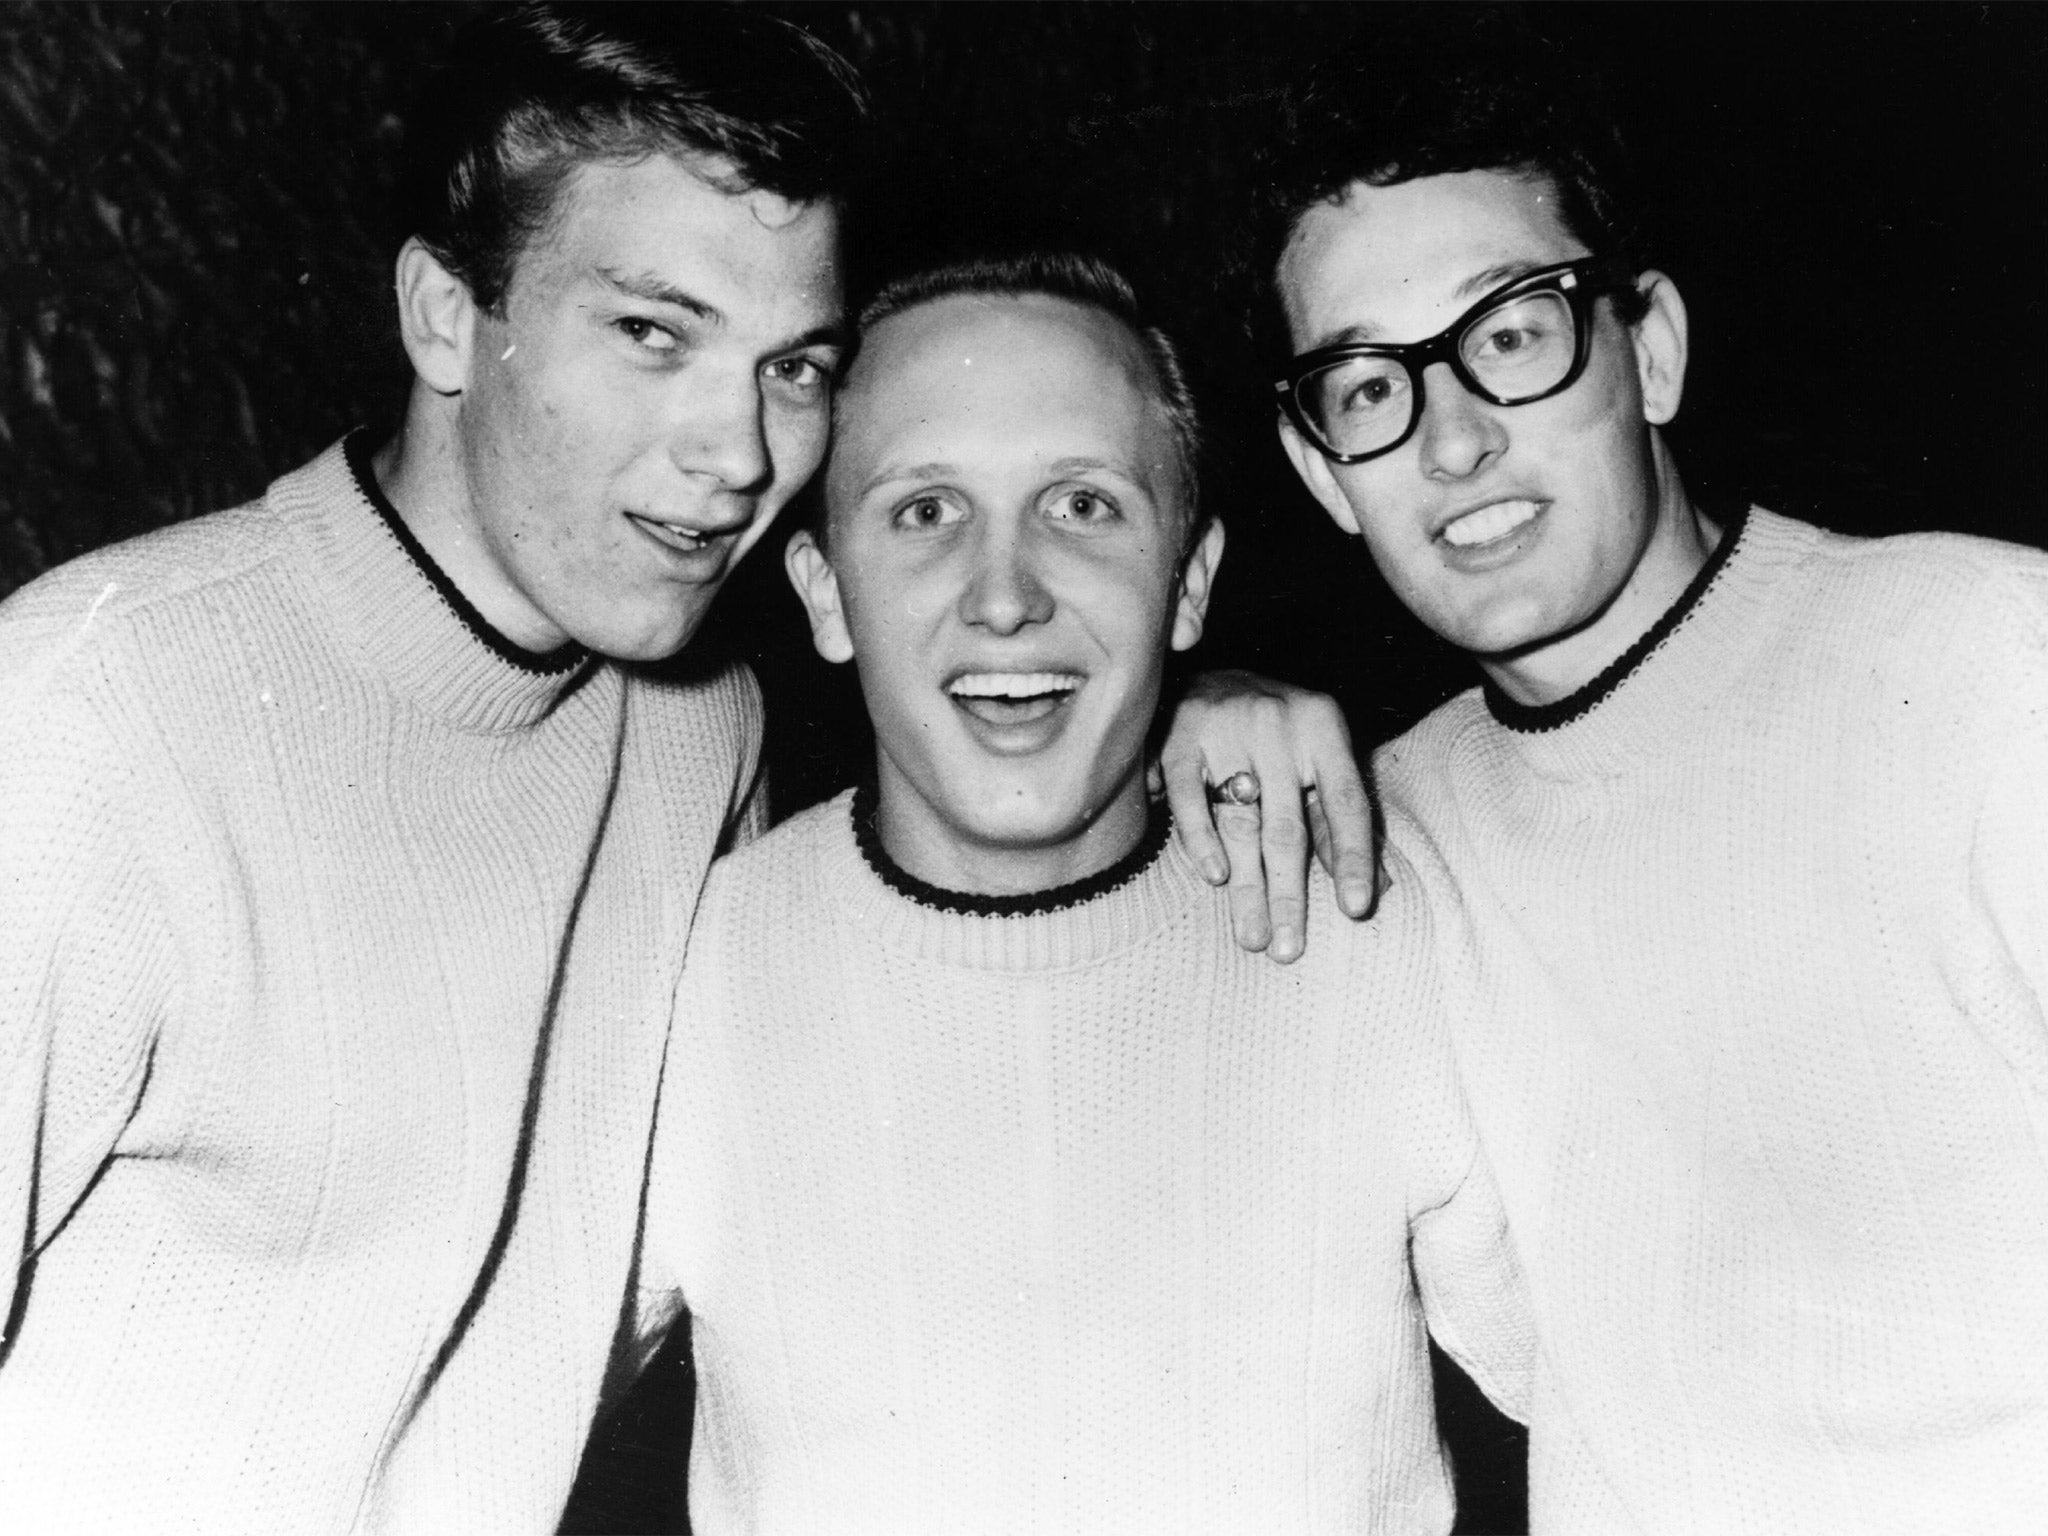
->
[624,649,766,759]
[1,499,285,688]
[1233,810,1451,1008]
[1760,511,2048,646]
[1372,688,1489,809]
[697,792,850,925]
[1754,521,2048,741]
[679,793,852,1015]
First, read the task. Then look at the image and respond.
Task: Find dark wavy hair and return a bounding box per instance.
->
[395,2,870,313]
[1249,12,1649,359]
[843,251,1205,548]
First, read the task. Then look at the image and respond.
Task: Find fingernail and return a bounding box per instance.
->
[1202,856,1227,883]
[1341,879,1373,916]
[1273,929,1301,961]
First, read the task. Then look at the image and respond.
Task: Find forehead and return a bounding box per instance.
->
[1277,169,1582,351]
[513,151,842,329]
[829,293,1172,491]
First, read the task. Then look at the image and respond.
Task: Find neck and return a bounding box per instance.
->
[872,763,1154,899]
[373,387,566,655]
[1479,440,1721,707]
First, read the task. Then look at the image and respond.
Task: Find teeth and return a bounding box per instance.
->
[631,515,712,550]
[1441,499,1540,548]
[948,671,1081,699]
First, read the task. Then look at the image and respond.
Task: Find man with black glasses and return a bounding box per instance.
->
[1167,32,2048,1536]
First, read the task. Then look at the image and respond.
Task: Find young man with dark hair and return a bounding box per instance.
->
[0,7,858,1529]
[1172,26,2048,1533]
[635,253,1529,1534]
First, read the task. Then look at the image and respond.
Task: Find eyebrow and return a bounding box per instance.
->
[857,456,1149,499]
[595,266,850,352]
[1453,259,1548,302]
[1306,258,1554,351]
[598,266,719,322]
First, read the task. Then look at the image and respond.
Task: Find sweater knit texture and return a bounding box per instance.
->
[641,790,1533,1535]
[1377,508,2048,1534]
[0,440,764,1534]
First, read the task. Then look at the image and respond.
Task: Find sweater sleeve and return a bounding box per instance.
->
[1967,563,2048,1069]
[714,662,771,856]
[0,675,176,1351]
[1380,818,1535,1421]
[1409,1143,1534,1424]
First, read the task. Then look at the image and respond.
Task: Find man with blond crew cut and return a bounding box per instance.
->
[635,252,1530,1535]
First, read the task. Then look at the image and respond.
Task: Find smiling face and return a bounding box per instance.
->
[791,292,1223,895]
[1276,170,1701,702]
[446,151,843,660]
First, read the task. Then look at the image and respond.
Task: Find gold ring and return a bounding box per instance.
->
[1206,770,1262,807]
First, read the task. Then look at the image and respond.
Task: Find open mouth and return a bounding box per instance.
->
[626,513,725,556]
[946,670,1083,726]
[1440,498,1542,550]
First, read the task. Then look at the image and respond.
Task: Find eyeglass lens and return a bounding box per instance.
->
[1299,286,1580,458]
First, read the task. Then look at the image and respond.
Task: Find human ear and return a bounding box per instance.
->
[784,529,855,664]
[1629,271,1689,427]
[1276,418,1363,537]
[395,238,478,397]
[1169,518,1228,652]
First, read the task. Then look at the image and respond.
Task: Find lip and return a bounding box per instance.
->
[625,511,746,578]
[943,667,1085,753]
[1432,496,1547,565]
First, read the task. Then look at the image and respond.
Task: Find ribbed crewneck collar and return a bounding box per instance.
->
[815,787,1209,972]
[1485,506,1750,734]
[1484,507,1825,779]
[268,436,597,733]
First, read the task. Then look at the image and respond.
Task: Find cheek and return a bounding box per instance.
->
[1333,476,1432,583]
[766,406,832,487]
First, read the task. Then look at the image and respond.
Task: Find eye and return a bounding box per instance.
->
[1475,322,1550,358]
[1345,375,1397,409]
[890,494,963,530]
[614,316,678,352]
[1045,488,1120,524]
[764,353,836,401]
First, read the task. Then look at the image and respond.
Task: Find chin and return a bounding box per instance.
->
[581,608,709,665]
[957,801,1090,853]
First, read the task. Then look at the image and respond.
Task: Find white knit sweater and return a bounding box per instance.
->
[642,788,1532,1535]
[0,439,764,1534]
[1379,508,2048,1534]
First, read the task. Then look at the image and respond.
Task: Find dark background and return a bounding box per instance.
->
[4,5,2044,1533]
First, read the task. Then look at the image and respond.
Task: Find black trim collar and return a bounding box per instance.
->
[851,780,1173,918]
[1485,506,1750,734]
[343,430,588,678]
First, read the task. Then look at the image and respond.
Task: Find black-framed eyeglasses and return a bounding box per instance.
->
[1274,258,1639,465]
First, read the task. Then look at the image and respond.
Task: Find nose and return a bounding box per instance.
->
[669,367,773,499]
[958,522,1054,635]
[1414,360,1508,482]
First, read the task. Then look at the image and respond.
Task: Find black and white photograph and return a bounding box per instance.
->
[3,5,2045,1533]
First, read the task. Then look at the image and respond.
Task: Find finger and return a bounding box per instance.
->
[1306,787,1334,876]
[1159,742,1231,885]
[1252,748,1312,963]
[1215,801,1273,952]
[1311,749,1380,920]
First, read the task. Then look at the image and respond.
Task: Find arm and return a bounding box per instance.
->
[714,664,774,856]
[1157,669,1381,962]
[1967,566,2048,1057]
[1410,1150,1534,1424]
[0,686,173,1354]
